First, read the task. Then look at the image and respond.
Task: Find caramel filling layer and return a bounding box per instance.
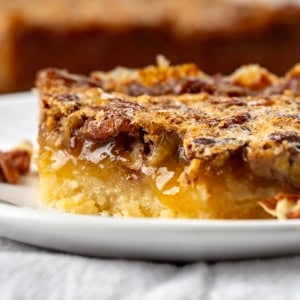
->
[38,128,293,218]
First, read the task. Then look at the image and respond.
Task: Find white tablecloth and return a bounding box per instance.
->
[0,237,299,300]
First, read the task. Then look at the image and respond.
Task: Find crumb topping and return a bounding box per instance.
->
[37,62,300,189]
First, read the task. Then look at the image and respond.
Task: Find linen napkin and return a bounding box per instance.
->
[0,237,298,300]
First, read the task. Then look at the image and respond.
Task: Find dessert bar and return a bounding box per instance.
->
[37,60,300,219]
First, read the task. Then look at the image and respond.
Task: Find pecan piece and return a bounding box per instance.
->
[259,193,300,219]
[0,152,20,183]
[0,141,32,184]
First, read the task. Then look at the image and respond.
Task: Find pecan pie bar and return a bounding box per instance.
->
[3,0,300,92]
[36,60,300,219]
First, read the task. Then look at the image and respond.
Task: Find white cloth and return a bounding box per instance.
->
[0,238,298,300]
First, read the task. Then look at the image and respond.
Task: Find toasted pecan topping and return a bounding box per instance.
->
[91,58,300,97]
[85,98,142,140]
[231,65,277,90]
[37,61,300,188]
[0,141,32,184]
[86,117,137,140]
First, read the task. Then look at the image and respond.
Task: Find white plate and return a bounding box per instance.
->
[1,92,300,261]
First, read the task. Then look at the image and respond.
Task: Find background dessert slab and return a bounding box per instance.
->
[1,0,300,92]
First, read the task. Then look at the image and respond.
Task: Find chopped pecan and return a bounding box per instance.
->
[0,141,32,184]
[0,152,20,183]
[259,193,300,219]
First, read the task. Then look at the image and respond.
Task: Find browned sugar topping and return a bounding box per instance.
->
[37,62,300,188]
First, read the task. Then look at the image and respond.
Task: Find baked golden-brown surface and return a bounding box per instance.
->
[37,60,300,218]
[2,0,300,92]
[36,61,300,219]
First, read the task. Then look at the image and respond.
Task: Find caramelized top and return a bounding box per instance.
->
[37,61,300,187]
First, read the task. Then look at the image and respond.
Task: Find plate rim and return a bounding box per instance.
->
[1,201,300,231]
